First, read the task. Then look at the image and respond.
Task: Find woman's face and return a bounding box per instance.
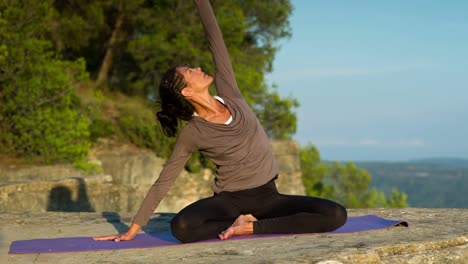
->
[177,66,213,93]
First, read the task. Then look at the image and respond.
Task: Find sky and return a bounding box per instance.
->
[266,0,468,162]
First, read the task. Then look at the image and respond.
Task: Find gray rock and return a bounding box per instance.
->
[0,139,304,213]
[0,208,466,263]
[4,141,465,263]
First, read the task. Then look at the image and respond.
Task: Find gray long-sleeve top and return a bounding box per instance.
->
[133,0,279,226]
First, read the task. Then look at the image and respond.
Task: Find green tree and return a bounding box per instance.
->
[387,188,408,208]
[2,0,297,165]
[326,161,375,208]
[256,90,298,139]
[300,144,408,208]
[0,0,90,163]
[48,0,297,140]
[300,144,334,198]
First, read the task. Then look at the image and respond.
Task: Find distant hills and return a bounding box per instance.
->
[352,158,468,209]
[407,158,468,168]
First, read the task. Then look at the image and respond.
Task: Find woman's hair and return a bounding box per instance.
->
[156,67,195,137]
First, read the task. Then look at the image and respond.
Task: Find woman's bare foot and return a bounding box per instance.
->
[219,214,257,240]
[231,214,257,227]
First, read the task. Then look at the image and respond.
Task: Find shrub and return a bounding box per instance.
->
[117,98,175,158]
[0,1,91,163]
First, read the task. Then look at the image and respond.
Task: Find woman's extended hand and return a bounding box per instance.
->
[92,231,136,242]
[93,222,141,242]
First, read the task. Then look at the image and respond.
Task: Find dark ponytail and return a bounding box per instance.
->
[156,67,195,137]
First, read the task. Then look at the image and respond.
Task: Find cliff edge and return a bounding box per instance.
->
[1,140,466,263]
[0,208,466,263]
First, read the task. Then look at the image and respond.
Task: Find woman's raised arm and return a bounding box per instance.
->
[194,0,242,98]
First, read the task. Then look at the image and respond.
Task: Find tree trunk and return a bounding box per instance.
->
[95,10,124,88]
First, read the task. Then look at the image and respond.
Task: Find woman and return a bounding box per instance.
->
[94,0,347,243]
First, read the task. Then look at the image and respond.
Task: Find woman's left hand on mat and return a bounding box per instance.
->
[93,232,136,242]
[93,223,141,242]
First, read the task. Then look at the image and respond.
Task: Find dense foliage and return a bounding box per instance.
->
[0,0,296,162]
[0,0,90,163]
[49,0,298,139]
[1,1,408,209]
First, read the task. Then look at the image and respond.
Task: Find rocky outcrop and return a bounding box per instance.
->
[0,139,304,213]
[1,208,466,263]
[2,142,467,263]
[270,140,304,195]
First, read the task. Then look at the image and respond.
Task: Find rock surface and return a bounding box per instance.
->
[0,139,304,213]
[1,208,466,264]
[1,142,466,263]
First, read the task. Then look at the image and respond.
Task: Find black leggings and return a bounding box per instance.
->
[170,178,347,243]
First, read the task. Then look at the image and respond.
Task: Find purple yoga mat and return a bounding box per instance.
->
[9,215,408,254]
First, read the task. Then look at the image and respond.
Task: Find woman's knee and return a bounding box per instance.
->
[170,214,194,243]
[331,203,347,230]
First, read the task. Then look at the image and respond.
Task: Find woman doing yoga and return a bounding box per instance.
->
[94,0,347,243]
